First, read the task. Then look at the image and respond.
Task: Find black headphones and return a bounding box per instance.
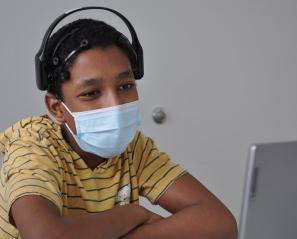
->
[35,6,144,91]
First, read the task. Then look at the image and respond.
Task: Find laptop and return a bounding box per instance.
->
[238,141,297,239]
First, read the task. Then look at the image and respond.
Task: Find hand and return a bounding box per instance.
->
[120,208,164,239]
[145,210,163,224]
[128,203,163,224]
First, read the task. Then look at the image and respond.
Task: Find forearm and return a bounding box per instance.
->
[14,200,149,239]
[57,204,148,239]
[123,205,238,239]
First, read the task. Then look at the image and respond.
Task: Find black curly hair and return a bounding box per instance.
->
[44,18,137,100]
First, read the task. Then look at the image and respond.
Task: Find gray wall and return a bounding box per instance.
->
[1,0,296,221]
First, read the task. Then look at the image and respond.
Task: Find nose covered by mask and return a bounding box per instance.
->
[62,101,141,158]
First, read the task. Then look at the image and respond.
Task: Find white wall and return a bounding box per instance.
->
[0,0,296,221]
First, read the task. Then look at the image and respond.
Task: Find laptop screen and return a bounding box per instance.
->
[239,141,297,239]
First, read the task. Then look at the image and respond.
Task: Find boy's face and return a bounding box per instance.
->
[46,45,138,134]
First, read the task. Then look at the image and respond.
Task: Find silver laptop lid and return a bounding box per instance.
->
[239,141,297,239]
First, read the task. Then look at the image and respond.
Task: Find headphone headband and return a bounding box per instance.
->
[35,6,143,91]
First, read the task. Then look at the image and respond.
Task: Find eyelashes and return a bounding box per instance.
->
[119,83,136,91]
[78,83,136,100]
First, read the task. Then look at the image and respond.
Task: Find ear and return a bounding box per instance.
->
[44,92,65,123]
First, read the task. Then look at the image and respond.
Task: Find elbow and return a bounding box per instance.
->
[202,204,238,239]
[185,204,238,239]
[219,209,238,239]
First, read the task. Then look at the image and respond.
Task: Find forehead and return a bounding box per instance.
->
[68,46,132,82]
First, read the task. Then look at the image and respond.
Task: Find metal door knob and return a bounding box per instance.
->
[152,107,166,124]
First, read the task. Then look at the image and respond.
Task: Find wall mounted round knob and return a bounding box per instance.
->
[152,107,166,124]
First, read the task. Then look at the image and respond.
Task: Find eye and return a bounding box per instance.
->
[79,90,100,99]
[119,83,135,91]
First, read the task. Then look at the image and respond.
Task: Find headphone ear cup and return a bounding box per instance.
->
[35,55,48,91]
[134,45,143,79]
[117,35,142,79]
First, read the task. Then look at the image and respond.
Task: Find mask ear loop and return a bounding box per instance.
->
[63,122,84,152]
[64,122,77,138]
[60,101,78,136]
[61,101,73,116]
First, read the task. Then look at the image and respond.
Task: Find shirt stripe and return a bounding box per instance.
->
[0,115,186,238]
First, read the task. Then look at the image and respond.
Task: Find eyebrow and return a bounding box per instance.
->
[115,69,134,80]
[76,78,101,89]
[76,69,134,88]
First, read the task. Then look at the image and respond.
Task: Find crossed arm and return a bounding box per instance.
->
[11,173,238,239]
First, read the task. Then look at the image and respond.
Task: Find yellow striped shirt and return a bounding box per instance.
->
[0,115,186,239]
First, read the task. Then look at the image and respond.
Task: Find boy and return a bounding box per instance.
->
[0,8,237,239]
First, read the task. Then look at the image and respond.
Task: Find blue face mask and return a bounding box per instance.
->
[63,101,141,158]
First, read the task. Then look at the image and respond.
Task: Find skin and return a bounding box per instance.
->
[11,46,238,239]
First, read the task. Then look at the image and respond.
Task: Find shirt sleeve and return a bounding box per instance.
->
[132,131,187,204]
[1,137,63,218]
